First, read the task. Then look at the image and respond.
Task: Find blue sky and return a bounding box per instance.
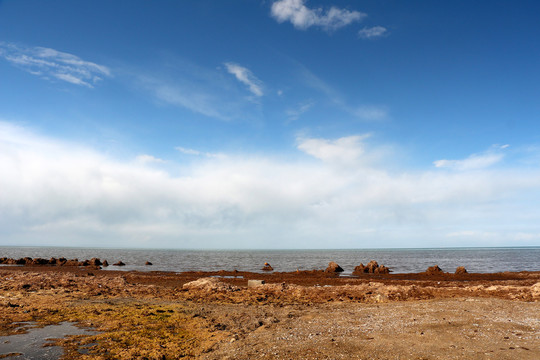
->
[1,0,540,249]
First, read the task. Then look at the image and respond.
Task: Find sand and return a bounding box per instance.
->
[1,264,539,359]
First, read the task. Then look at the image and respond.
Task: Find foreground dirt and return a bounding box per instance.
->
[0,265,539,359]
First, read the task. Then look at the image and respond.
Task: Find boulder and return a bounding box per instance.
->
[183,277,235,291]
[455,266,468,275]
[64,259,81,266]
[425,265,444,275]
[145,261,153,266]
[248,280,266,288]
[261,262,273,271]
[325,261,344,273]
[113,261,125,266]
[32,258,49,265]
[352,260,390,275]
[102,260,109,267]
[89,258,102,266]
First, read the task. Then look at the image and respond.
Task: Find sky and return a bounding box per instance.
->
[1,0,540,249]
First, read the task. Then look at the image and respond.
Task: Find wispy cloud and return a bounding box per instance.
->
[271,0,365,31]
[297,63,388,121]
[176,146,225,159]
[434,145,509,171]
[358,26,388,39]
[2,121,539,248]
[224,62,263,97]
[134,58,262,122]
[136,154,166,164]
[0,42,110,88]
[286,100,314,122]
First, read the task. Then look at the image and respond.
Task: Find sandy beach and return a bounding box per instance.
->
[1,262,539,359]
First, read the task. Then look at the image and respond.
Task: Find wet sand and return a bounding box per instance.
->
[1,264,539,359]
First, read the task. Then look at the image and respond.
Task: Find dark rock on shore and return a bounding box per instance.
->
[425,265,444,275]
[102,260,109,267]
[455,266,468,275]
[261,262,273,271]
[325,261,344,273]
[353,260,390,275]
[113,261,126,266]
[145,261,153,266]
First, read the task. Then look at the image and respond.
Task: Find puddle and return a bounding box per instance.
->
[0,322,98,359]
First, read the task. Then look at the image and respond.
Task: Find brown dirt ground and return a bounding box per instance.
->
[1,265,539,359]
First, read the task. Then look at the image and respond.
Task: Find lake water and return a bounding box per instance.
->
[1,247,539,275]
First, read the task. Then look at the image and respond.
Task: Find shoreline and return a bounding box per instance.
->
[1,264,539,359]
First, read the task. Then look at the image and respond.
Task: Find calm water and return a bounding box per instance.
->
[1,247,539,275]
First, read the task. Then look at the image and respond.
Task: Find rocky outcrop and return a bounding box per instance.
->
[145,261,153,266]
[455,266,468,275]
[0,256,108,268]
[325,261,344,273]
[353,260,390,275]
[113,261,125,266]
[183,277,238,292]
[261,262,273,271]
[425,265,444,275]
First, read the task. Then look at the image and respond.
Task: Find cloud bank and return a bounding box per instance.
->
[1,121,540,248]
[271,0,365,31]
[0,42,110,88]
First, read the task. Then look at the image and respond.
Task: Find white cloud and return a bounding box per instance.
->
[271,0,365,31]
[358,26,387,39]
[0,42,110,88]
[2,121,540,248]
[136,154,166,164]
[434,146,507,171]
[176,146,225,159]
[297,135,370,165]
[224,62,263,97]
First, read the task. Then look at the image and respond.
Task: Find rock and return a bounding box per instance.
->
[248,280,266,288]
[325,261,344,273]
[89,258,102,266]
[352,260,390,275]
[102,260,109,267]
[31,258,49,265]
[425,265,444,275]
[455,266,468,275]
[183,277,235,291]
[261,262,273,271]
[113,261,125,266]
[64,259,81,266]
[145,261,153,266]
[531,282,540,299]
[366,260,379,273]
